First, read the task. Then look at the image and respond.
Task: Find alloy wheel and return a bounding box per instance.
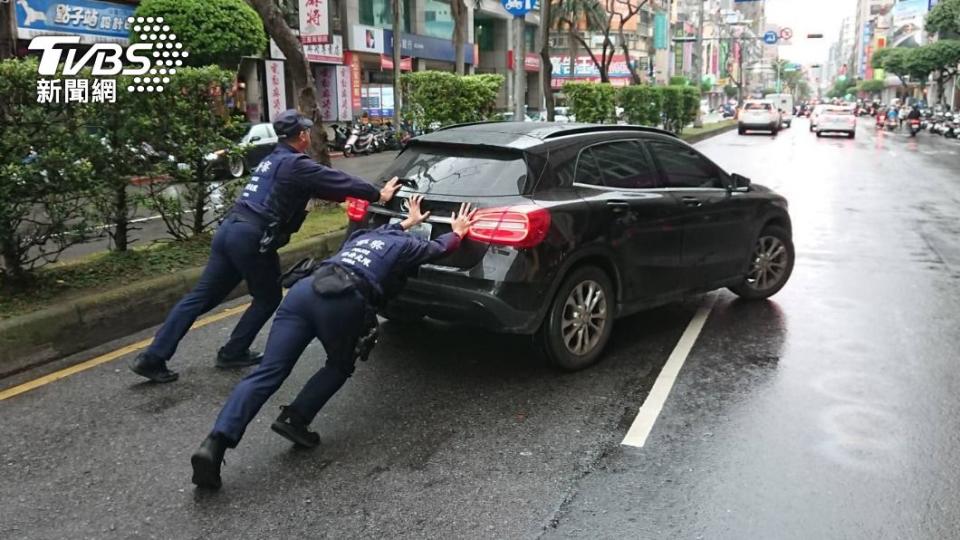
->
[561,280,608,356]
[746,236,789,292]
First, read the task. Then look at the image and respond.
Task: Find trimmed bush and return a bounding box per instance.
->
[563,82,616,123]
[618,85,663,126]
[135,0,267,67]
[401,71,504,129]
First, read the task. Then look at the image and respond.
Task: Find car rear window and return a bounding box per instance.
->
[745,103,772,110]
[381,145,530,196]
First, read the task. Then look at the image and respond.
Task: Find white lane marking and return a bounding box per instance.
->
[621,294,718,448]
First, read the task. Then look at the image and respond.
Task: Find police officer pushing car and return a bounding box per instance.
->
[190,195,476,489]
[129,110,401,383]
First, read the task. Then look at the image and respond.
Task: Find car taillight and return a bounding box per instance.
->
[466,205,551,248]
[345,197,369,222]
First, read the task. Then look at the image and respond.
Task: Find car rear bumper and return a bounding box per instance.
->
[739,122,778,129]
[386,271,548,334]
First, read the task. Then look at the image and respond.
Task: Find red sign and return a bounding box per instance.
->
[381,55,412,71]
[507,51,541,72]
[344,52,362,111]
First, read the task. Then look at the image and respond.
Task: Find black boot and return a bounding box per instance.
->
[270,406,321,448]
[191,434,228,489]
[128,352,178,383]
[215,348,263,369]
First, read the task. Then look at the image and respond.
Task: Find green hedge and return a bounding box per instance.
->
[563,82,617,123]
[563,83,703,133]
[400,71,504,129]
[617,85,663,126]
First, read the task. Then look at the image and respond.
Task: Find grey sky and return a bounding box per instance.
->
[764,0,859,65]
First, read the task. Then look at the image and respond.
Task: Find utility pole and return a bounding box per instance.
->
[392,0,403,130]
[693,0,705,127]
[513,15,525,120]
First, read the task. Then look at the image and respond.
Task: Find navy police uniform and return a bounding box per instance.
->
[131,110,381,383]
[210,223,460,447]
[190,223,461,488]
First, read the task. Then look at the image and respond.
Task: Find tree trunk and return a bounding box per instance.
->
[113,184,129,252]
[192,167,206,236]
[452,0,467,75]
[540,0,555,120]
[0,0,16,59]
[1,238,23,283]
[569,25,578,77]
[621,37,641,85]
[246,0,330,166]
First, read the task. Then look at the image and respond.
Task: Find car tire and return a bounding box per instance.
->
[536,266,615,372]
[816,131,822,137]
[729,225,794,301]
[228,155,245,178]
[809,125,814,132]
[738,127,745,135]
[848,132,855,139]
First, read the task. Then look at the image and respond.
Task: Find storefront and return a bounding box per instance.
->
[13,0,136,52]
[305,36,351,122]
[344,23,474,120]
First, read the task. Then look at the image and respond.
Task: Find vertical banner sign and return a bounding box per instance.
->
[300,0,330,45]
[654,12,668,50]
[344,52,363,112]
[317,67,337,120]
[265,60,286,121]
[336,65,353,120]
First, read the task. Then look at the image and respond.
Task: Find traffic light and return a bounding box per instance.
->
[807,33,824,39]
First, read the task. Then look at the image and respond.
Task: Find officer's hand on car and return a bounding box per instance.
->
[379,177,401,204]
[400,194,430,229]
[450,202,478,239]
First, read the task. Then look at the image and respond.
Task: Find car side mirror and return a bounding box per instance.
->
[731,173,751,192]
[249,135,262,143]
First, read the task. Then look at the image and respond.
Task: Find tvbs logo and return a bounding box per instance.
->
[29,16,189,104]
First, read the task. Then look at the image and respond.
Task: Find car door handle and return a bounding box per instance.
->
[606,200,630,213]
[680,196,702,207]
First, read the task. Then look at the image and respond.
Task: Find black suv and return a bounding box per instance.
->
[346,123,793,370]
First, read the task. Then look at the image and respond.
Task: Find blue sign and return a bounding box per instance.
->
[501,0,538,17]
[763,31,779,45]
[15,0,136,44]
[385,30,475,64]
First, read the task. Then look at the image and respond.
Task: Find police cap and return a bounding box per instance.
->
[273,109,315,138]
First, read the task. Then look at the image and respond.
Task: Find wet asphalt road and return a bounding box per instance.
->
[3,119,960,538]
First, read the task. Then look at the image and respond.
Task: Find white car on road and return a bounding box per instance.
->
[809,104,829,132]
[815,106,857,139]
[738,100,781,135]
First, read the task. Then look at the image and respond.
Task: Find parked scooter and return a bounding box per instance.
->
[944,114,958,139]
[327,123,350,152]
[343,123,376,157]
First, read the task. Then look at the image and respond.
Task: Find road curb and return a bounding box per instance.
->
[0,230,346,379]
[681,122,738,145]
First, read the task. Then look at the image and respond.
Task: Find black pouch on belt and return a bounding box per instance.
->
[311,264,356,297]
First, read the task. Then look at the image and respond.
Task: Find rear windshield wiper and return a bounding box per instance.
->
[396,178,418,189]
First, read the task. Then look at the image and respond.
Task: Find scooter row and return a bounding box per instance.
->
[327,121,406,157]
[922,112,959,139]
